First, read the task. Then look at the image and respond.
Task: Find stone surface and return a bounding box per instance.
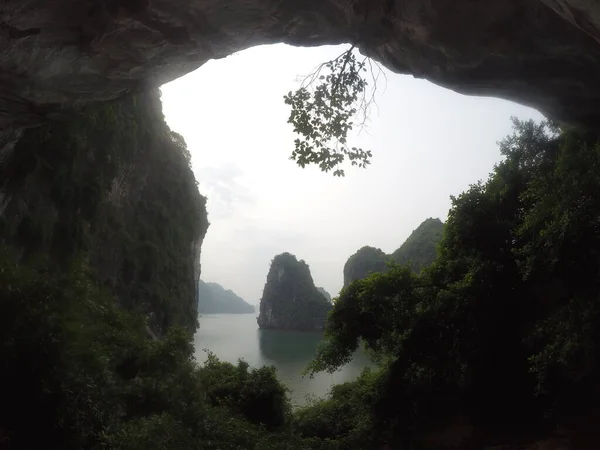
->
[1,0,600,133]
[0,90,208,335]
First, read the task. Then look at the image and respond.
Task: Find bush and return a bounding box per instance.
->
[295,368,381,448]
[200,353,291,430]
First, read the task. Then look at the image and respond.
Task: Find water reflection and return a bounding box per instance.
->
[195,314,373,407]
[257,329,322,364]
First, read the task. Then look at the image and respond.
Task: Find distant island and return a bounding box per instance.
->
[344,218,444,287]
[197,280,255,314]
[343,246,389,288]
[257,253,332,331]
[391,217,444,271]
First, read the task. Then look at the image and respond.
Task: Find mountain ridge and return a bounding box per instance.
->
[197,280,254,314]
[343,218,445,287]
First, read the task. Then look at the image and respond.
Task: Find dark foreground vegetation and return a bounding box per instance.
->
[0,85,599,449]
[307,119,600,447]
[0,248,343,449]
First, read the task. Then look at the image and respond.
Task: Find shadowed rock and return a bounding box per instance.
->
[258,252,331,331]
[0,0,600,133]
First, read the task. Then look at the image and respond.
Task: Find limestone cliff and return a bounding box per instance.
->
[317,287,332,303]
[1,1,600,137]
[343,218,444,287]
[391,217,444,271]
[343,246,389,288]
[0,90,208,335]
[257,253,332,331]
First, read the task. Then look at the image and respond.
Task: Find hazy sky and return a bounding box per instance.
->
[160,43,544,304]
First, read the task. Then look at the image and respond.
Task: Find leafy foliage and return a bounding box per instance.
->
[307,119,600,446]
[284,47,373,177]
[200,352,290,430]
[257,253,332,331]
[295,368,383,449]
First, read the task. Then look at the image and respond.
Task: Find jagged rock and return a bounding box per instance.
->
[1,1,600,134]
[257,252,331,331]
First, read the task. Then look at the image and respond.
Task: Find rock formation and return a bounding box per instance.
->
[197,279,255,314]
[0,89,208,335]
[343,246,389,288]
[257,253,332,331]
[343,218,444,287]
[1,1,600,136]
[317,286,332,303]
[391,217,444,271]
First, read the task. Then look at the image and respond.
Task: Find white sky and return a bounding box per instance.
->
[161,43,545,304]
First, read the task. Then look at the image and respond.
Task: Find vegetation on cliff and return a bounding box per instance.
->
[306,119,600,447]
[390,217,444,271]
[343,246,388,288]
[197,280,255,314]
[257,253,332,331]
[343,219,444,287]
[0,90,208,334]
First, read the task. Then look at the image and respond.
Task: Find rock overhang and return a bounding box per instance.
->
[0,0,599,134]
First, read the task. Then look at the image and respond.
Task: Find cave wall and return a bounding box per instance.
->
[1,0,600,135]
[0,90,209,335]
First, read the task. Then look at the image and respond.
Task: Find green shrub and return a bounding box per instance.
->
[295,368,381,448]
[200,353,291,430]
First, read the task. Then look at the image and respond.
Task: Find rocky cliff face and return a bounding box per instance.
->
[257,253,331,331]
[1,0,600,136]
[0,89,208,335]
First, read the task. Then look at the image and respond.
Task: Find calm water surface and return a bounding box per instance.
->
[194,313,373,407]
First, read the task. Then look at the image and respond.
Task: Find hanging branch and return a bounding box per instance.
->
[283,46,384,177]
